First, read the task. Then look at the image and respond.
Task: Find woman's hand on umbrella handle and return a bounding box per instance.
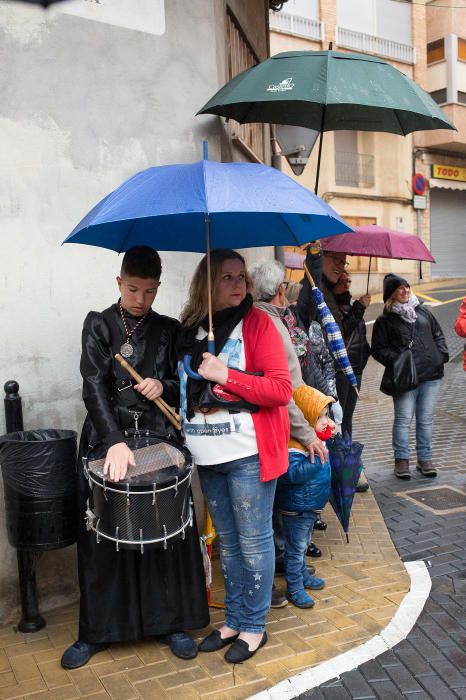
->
[359,294,371,307]
[198,352,229,385]
[103,442,136,482]
[307,437,328,464]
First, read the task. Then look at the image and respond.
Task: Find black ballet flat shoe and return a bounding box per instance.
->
[198,629,239,652]
[224,632,268,664]
[306,542,322,558]
[313,518,327,531]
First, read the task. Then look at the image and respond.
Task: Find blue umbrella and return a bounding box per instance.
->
[327,432,364,542]
[64,157,351,376]
[64,159,351,252]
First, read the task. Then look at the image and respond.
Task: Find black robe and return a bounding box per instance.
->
[77,303,209,644]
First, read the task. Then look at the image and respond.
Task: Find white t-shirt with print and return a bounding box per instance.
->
[179,321,258,466]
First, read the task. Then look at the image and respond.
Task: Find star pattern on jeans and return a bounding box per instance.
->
[253,573,262,581]
[208,499,217,509]
[248,589,253,596]
[222,563,227,571]
[241,499,251,510]
[254,583,260,589]
[233,504,240,513]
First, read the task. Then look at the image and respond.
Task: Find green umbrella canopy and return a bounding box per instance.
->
[198,50,455,135]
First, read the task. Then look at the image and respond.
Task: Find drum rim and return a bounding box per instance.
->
[85,463,192,495]
[86,504,193,548]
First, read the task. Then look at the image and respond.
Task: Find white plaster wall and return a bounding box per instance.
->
[0,0,268,625]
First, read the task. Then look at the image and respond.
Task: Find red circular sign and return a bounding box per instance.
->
[413,173,427,195]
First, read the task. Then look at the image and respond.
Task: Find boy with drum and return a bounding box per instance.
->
[61,247,209,669]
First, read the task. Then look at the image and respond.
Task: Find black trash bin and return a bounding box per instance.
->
[0,429,77,550]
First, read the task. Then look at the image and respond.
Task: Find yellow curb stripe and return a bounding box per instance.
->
[416,291,441,303]
[433,295,466,306]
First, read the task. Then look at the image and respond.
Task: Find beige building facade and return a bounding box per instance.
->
[270,0,465,293]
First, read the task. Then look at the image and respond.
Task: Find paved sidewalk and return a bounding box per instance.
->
[0,294,463,699]
[0,485,409,700]
[301,333,466,697]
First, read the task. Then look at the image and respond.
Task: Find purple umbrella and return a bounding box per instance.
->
[284,250,305,270]
[321,225,436,292]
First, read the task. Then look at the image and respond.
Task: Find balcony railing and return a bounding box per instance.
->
[269,11,324,42]
[335,151,375,188]
[336,26,416,64]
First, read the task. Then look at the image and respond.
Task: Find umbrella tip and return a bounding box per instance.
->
[346,533,349,544]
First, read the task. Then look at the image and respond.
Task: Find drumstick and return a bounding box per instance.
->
[115,354,182,431]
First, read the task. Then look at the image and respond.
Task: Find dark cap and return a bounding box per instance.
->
[383,273,410,302]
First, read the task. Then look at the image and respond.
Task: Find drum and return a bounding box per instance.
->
[84,431,193,552]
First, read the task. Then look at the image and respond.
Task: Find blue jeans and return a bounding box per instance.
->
[198,455,276,633]
[392,379,441,461]
[281,510,318,594]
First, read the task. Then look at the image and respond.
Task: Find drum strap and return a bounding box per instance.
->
[102,306,163,410]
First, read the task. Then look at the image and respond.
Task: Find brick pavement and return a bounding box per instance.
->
[300,307,466,698]
[0,290,462,699]
[0,485,410,700]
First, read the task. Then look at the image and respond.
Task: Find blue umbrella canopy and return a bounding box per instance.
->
[63,159,351,252]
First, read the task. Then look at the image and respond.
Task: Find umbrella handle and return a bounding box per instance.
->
[183,355,203,380]
[183,340,216,380]
[303,262,316,288]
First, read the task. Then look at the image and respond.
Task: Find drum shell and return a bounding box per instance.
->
[86,433,193,550]
[89,467,192,549]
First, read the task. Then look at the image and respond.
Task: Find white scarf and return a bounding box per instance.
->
[391,294,420,323]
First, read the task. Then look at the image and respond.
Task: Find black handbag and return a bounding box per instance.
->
[380,324,418,396]
[197,370,263,414]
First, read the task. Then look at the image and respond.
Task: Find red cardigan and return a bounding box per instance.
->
[225,307,292,482]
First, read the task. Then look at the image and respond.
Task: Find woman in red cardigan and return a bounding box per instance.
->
[177,249,292,664]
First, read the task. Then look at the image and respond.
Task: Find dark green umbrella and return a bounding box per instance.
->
[198,49,455,192]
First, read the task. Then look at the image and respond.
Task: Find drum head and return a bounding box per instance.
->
[87,432,190,488]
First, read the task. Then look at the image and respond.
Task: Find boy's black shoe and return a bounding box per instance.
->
[306,542,322,558]
[313,518,327,530]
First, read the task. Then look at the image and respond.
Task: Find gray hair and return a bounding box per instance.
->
[249,260,285,301]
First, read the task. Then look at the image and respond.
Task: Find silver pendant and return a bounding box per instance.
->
[120,342,134,359]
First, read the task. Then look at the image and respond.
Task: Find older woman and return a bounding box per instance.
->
[177,249,292,663]
[371,274,449,479]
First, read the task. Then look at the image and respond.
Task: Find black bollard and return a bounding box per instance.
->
[4,381,23,433]
[3,381,45,633]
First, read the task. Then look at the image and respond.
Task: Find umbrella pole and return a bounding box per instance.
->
[205,215,215,354]
[303,261,316,288]
[314,105,326,195]
[366,256,372,295]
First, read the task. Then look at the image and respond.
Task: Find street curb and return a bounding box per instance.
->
[248,560,431,700]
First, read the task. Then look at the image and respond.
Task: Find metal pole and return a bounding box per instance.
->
[417,208,422,282]
[3,381,45,633]
[271,150,285,264]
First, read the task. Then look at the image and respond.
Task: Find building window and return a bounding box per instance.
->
[227,10,264,162]
[430,88,447,104]
[458,91,466,104]
[427,39,445,64]
[334,131,375,188]
[458,38,466,61]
